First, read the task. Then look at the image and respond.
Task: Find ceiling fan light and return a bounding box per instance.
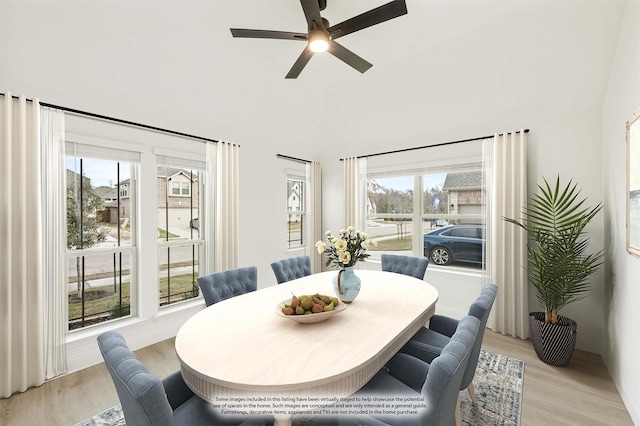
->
[308,32,329,53]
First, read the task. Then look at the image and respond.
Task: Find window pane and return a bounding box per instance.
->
[66,158,133,249]
[172,182,180,195]
[157,160,203,307]
[157,166,201,242]
[422,170,485,267]
[366,176,413,253]
[287,178,304,248]
[68,251,132,330]
[159,245,200,306]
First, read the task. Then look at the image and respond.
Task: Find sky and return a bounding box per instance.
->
[371,173,446,191]
[66,157,130,187]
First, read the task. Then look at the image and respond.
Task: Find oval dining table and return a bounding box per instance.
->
[175,269,439,426]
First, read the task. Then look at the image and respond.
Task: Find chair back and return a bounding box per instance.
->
[421,315,480,425]
[461,283,498,389]
[381,254,429,280]
[97,331,174,426]
[197,266,257,307]
[270,256,311,284]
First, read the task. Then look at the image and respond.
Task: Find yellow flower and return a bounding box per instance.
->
[339,251,351,264]
[315,241,326,254]
[335,239,347,251]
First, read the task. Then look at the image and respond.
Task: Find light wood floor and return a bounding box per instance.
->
[0,331,633,426]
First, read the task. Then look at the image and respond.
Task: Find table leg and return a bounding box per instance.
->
[273,413,292,426]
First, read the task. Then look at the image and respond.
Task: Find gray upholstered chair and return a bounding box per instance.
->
[270,255,311,284]
[400,283,498,405]
[381,254,429,280]
[97,331,270,426]
[197,266,257,307]
[336,315,481,426]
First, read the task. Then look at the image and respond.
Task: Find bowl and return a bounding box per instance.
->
[274,298,346,324]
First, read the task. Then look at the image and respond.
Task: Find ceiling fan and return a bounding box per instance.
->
[230,0,408,79]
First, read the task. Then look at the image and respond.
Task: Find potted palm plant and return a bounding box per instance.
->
[504,176,604,366]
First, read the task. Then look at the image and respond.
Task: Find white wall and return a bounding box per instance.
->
[602,1,640,423]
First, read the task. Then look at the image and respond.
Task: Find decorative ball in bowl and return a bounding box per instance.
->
[275,293,346,324]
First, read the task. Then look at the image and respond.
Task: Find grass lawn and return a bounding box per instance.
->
[288,222,301,231]
[69,273,198,324]
[369,237,413,251]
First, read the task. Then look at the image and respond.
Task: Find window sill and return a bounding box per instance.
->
[155,298,204,321]
[66,315,147,344]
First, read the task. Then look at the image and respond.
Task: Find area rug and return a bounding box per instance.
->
[76,349,523,426]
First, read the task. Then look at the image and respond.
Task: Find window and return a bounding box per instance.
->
[287,176,305,248]
[366,168,485,267]
[157,156,205,306]
[65,143,139,330]
[170,177,191,197]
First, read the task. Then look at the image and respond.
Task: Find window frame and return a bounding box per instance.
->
[365,164,485,262]
[64,140,140,331]
[286,173,307,249]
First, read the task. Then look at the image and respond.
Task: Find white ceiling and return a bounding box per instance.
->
[0,0,627,152]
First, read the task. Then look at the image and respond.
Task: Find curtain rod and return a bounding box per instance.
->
[0,92,220,145]
[276,153,312,163]
[340,129,529,161]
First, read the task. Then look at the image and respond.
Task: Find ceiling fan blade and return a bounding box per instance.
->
[327,0,407,40]
[285,47,314,79]
[230,28,307,41]
[328,41,372,74]
[300,0,324,30]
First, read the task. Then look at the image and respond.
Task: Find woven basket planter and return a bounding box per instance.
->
[529,312,577,366]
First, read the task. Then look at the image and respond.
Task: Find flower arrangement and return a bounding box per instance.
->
[315,226,377,269]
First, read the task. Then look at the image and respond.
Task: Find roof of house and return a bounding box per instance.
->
[94,186,117,199]
[443,171,482,191]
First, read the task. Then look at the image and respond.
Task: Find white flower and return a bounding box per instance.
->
[325,230,332,236]
[371,239,378,247]
[361,240,370,249]
[360,232,369,239]
[315,241,326,254]
[331,237,338,243]
[347,226,355,232]
[339,251,351,264]
[335,239,347,251]
[339,229,347,234]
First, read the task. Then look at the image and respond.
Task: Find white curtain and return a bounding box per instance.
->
[343,157,367,231]
[40,107,67,379]
[0,94,46,397]
[215,142,240,271]
[306,161,322,273]
[483,130,529,338]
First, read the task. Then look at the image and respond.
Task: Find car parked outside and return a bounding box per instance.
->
[423,224,485,265]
